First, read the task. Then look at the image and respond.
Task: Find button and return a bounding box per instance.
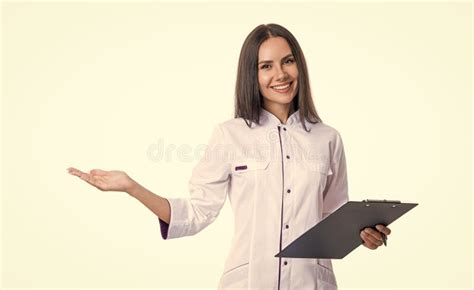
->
[283,261,288,265]
[286,155,290,159]
[285,225,289,229]
[287,189,291,193]
[283,127,287,131]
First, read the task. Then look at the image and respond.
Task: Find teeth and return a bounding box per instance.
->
[272,83,290,90]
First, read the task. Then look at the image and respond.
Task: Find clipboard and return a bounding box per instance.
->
[275,199,418,259]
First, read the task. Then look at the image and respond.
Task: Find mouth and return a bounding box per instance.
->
[270,81,293,94]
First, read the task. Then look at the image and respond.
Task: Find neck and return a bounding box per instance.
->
[264,102,295,124]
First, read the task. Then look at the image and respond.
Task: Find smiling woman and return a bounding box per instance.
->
[68,23,390,290]
[235,24,321,133]
[258,38,299,118]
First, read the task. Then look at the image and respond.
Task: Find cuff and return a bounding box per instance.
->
[158,218,170,240]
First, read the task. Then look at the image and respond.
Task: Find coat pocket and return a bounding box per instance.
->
[218,262,249,289]
[316,259,337,289]
[302,157,333,176]
[231,159,270,174]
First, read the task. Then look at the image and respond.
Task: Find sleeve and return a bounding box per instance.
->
[321,131,349,219]
[158,124,231,239]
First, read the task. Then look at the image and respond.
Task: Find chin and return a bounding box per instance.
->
[270,94,296,104]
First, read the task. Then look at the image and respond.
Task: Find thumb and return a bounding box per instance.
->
[90,169,107,175]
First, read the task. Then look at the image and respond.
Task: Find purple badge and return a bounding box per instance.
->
[235,165,248,171]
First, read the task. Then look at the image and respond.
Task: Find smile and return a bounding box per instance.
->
[271,81,292,93]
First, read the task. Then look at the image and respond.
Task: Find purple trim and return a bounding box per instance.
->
[159,218,169,240]
[277,125,285,290]
[235,165,248,171]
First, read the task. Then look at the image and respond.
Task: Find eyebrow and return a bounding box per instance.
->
[258,53,294,65]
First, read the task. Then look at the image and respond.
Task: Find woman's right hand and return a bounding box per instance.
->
[67,167,136,193]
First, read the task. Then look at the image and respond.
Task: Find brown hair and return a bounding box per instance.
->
[234,23,322,132]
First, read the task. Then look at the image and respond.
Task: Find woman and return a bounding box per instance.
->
[68,23,391,290]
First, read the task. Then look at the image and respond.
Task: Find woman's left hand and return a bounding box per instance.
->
[360,224,391,250]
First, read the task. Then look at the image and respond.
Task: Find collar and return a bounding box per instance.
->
[259,108,303,127]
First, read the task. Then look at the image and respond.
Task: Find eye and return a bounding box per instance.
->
[259,58,295,70]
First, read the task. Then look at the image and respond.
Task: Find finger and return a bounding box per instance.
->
[67,167,77,175]
[90,169,107,176]
[362,230,383,246]
[78,172,93,183]
[360,231,373,244]
[365,242,377,250]
[361,232,380,246]
[360,231,381,249]
[68,168,106,191]
[92,176,108,190]
[72,170,97,186]
[364,228,383,242]
[83,175,105,190]
[362,240,378,250]
[364,228,383,241]
[375,224,391,235]
[67,167,86,177]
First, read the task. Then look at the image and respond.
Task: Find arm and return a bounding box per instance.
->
[154,124,230,240]
[320,131,392,250]
[67,166,172,224]
[127,183,171,224]
[322,131,349,219]
[67,124,230,241]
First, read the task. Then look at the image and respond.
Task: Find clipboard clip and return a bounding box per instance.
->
[362,199,401,203]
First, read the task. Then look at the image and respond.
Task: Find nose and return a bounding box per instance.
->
[275,64,289,81]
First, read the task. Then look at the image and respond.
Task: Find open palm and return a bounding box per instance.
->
[67,167,133,192]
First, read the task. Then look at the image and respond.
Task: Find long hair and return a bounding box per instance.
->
[234,23,322,132]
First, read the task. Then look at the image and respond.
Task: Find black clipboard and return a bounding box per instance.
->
[275,199,418,259]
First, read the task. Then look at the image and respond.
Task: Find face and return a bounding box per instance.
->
[257,36,299,111]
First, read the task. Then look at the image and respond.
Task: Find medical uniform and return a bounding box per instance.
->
[159,108,349,290]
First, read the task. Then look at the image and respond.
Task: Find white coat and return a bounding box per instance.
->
[158,108,349,290]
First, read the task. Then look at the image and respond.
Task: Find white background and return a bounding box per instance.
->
[2,1,472,289]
